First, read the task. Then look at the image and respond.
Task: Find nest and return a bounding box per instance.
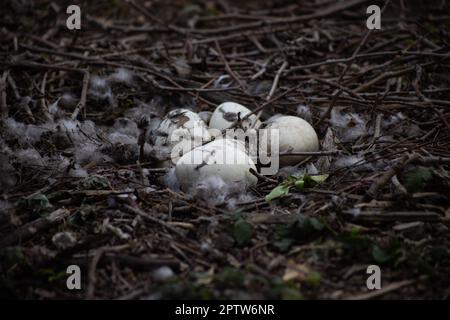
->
[0,0,449,299]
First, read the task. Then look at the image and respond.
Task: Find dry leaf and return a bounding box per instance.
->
[282,259,311,282]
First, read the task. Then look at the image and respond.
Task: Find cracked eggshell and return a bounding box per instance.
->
[261,115,319,166]
[152,108,211,165]
[175,139,258,191]
[209,102,261,131]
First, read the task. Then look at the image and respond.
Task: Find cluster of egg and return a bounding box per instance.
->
[151,102,319,191]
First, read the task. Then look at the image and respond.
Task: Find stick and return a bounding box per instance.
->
[123,204,186,239]
[182,0,372,35]
[365,153,419,199]
[71,70,90,120]
[39,72,53,121]
[0,208,71,248]
[316,0,392,126]
[214,40,246,92]
[280,150,341,156]
[0,70,8,120]
[267,61,288,100]
[347,279,416,300]
[86,247,105,299]
[413,156,450,165]
[344,211,440,222]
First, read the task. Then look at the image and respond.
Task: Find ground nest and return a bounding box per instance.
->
[0,0,449,299]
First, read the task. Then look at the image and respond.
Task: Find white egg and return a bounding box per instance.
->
[152,109,210,165]
[209,102,261,131]
[175,139,258,191]
[260,115,319,166]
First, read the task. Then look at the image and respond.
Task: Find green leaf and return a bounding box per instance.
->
[295,215,325,235]
[273,238,294,252]
[309,174,329,184]
[78,175,110,190]
[404,168,433,193]
[372,245,393,263]
[17,193,52,213]
[267,174,328,201]
[265,184,291,201]
[304,272,322,287]
[295,174,329,189]
[215,268,245,288]
[309,217,325,231]
[294,179,305,189]
[233,219,253,246]
[273,215,327,250]
[280,287,303,300]
[338,230,372,254]
[371,238,401,264]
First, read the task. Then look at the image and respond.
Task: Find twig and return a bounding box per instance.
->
[316,0,392,126]
[344,211,441,222]
[7,74,21,100]
[123,204,186,239]
[71,70,90,120]
[124,0,187,36]
[280,150,341,156]
[214,40,246,92]
[267,61,288,100]
[346,279,416,300]
[391,175,408,195]
[249,168,277,184]
[182,0,372,35]
[413,155,450,165]
[3,60,86,73]
[0,208,71,248]
[39,72,53,121]
[0,70,8,120]
[365,153,419,199]
[85,244,131,299]
[86,247,105,299]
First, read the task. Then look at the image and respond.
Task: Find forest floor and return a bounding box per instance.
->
[1,0,450,299]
